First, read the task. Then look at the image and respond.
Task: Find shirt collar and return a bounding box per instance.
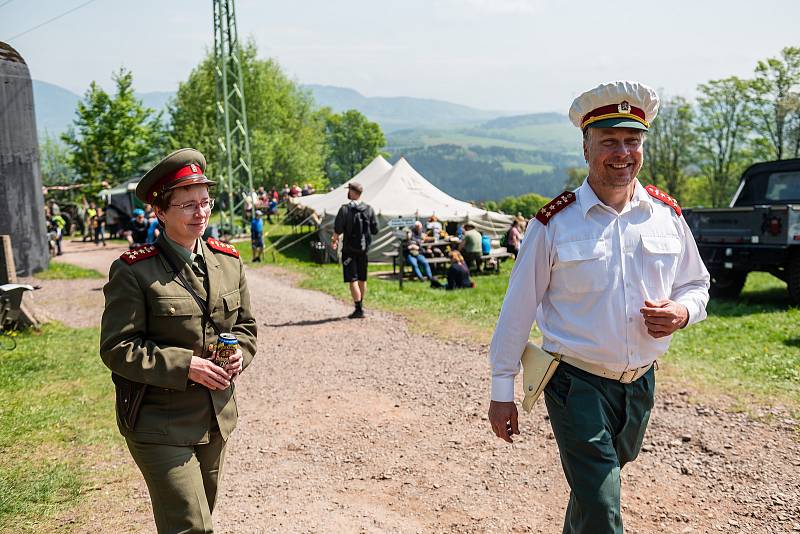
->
[162,231,202,264]
[576,177,652,218]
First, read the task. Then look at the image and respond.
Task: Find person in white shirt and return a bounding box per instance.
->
[487,81,710,534]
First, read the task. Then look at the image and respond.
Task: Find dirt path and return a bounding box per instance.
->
[37,241,800,533]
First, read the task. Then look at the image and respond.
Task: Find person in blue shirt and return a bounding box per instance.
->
[145,214,160,244]
[251,210,264,262]
[267,199,278,224]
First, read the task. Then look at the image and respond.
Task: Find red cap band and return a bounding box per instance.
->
[147,163,204,203]
[581,102,647,129]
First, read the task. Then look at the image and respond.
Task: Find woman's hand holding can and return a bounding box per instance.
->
[189,356,231,390]
[224,349,243,381]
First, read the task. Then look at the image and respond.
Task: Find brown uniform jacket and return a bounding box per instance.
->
[100,235,257,445]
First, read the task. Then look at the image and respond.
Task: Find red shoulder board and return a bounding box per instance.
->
[535,191,577,225]
[120,245,159,265]
[206,238,240,258]
[645,184,682,216]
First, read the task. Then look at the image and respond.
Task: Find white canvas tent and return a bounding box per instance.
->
[294,155,393,215]
[292,156,514,261]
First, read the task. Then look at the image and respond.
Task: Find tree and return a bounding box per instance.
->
[61,68,165,195]
[749,46,800,159]
[322,108,386,186]
[39,134,76,186]
[169,40,327,189]
[496,192,549,218]
[643,96,694,199]
[563,166,588,190]
[693,77,754,207]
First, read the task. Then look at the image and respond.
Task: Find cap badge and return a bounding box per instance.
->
[618,101,631,113]
[190,163,199,173]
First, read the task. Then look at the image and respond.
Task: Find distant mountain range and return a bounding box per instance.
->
[32,80,512,137]
[305,84,507,132]
[31,79,582,200]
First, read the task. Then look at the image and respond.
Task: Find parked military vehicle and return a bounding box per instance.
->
[683,158,800,302]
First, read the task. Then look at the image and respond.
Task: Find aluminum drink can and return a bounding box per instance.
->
[215,333,238,367]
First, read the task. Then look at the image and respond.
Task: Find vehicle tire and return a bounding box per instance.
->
[787,252,800,305]
[709,270,747,299]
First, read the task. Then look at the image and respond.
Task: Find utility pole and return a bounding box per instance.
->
[212,0,253,235]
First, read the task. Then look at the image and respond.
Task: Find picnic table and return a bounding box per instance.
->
[383,246,513,278]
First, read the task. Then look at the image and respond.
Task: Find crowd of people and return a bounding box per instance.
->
[396,214,526,291]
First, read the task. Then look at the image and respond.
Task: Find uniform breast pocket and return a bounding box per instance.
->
[641,235,681,291]
[553,238,609,293]
[151,296,196,331]
[221,289,241,320]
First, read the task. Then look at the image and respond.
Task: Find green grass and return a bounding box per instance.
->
[0,324,115,532]
[250,227,800,411]
[665,272,800,409]
[35,262,103,280]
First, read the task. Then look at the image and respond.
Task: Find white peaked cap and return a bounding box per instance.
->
[569,81,660,131]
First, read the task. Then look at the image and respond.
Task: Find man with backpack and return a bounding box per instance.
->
[331,182,379,319]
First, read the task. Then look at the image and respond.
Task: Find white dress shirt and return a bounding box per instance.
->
[489,179,710,402]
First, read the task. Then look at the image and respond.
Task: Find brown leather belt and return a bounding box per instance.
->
[550,352,654,384]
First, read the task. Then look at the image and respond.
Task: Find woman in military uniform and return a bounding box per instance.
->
[100,148,257,534]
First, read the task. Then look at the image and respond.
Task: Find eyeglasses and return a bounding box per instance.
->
[169,198,215,213]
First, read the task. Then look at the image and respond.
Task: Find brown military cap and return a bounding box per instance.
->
[347,181,364,193]
[136,148,216,204]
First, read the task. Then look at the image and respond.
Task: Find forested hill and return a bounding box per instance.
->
[388,144,582,202]
[386,112,583,201]
[305,84,504,132]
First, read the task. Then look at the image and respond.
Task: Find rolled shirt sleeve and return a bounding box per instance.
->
[671,216,710,327]
[488,221,551,402]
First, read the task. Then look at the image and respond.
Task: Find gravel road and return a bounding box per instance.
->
[33,241,800,533]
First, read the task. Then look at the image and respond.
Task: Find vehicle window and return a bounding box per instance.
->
[764,171,800,202]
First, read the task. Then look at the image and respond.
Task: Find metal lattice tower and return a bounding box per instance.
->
[213,0,253,234]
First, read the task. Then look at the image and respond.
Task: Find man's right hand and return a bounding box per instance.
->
[488,400,519,443]
[188,356,231,390]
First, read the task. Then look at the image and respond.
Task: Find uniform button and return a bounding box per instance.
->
[168,306,176,315]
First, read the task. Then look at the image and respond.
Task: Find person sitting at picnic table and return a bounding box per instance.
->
[505,219,522,258]
[447,250,474,290]
[426,215,443,240]
[459,222,483,273]
[405,221,435,282]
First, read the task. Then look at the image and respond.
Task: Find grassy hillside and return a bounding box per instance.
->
[386,113,584,201]
[388,112,580,155]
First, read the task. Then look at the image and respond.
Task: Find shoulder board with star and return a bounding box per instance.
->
[535,191,577,225]
[206,238,240,258]
[645,184,682,216]
[119,245,159,265]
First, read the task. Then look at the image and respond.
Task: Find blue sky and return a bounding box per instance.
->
[2,0,799,112]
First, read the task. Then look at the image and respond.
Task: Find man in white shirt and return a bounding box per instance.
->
[487,81,710,534]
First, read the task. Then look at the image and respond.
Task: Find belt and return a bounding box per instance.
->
[551,353,654,384]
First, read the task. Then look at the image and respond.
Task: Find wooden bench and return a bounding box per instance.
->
[479,251,513,274]
[383,250,451,278]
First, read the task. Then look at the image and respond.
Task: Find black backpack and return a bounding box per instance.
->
[343,203,373,253]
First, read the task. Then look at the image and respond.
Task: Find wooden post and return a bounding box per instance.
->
[0,235,17,285]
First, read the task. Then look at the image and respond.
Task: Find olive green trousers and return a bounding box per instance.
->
[126,431,226,534]
[544,362,655,534]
